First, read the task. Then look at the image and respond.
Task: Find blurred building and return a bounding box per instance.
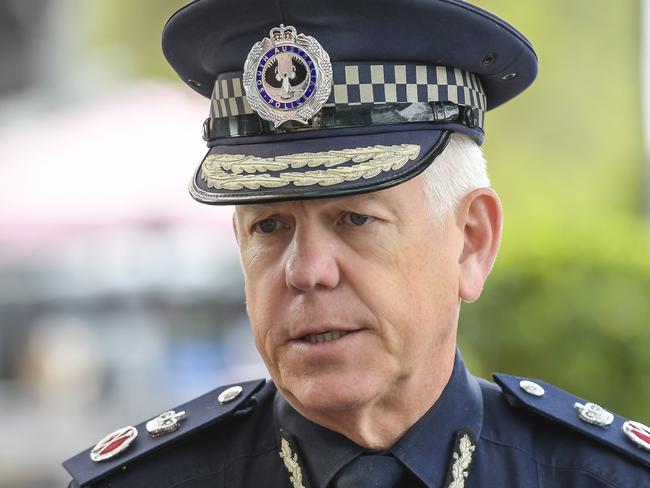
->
[0,1,266,486]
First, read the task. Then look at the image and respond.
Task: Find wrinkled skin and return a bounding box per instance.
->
[233,175,501,448]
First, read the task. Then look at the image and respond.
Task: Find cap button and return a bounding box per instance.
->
[481,53,496,66]
[218,385,243,404]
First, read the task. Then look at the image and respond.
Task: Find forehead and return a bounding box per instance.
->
[235,175,428,216]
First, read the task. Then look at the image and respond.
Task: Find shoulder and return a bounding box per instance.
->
[63,379,284,488]
[476,373,650,487]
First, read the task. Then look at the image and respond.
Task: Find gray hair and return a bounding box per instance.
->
[419,132,491,219]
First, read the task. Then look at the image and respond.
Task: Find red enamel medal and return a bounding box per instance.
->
[622,420,650,451]
[89,426,138,462]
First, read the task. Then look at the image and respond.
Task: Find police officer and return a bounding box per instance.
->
[63,0,650,486]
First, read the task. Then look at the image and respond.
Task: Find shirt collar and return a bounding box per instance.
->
[274,392,364,488]
[274,350,484,488]
[390,351,484,487]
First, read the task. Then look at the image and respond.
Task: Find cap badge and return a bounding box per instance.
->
[622,420,650,451]
[573,402,614,428]
[145,410,187,437]
[89,426,138,462]
[243,24,333,127]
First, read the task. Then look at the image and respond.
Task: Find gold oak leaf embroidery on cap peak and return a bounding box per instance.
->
[200,144,421,190]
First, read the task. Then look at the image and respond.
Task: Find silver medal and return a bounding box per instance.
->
[243,24,333,127]
[145,410,187,437]
[573,402,614,428]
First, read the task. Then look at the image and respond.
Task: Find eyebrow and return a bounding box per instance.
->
[235,201,289,215]
[241,191,373,207]
[350,192,379,204]
[235,191,389,220]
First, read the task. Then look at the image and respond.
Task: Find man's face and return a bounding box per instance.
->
[234,175,463,415]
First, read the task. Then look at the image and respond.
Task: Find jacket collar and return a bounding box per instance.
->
[274,350,484,488]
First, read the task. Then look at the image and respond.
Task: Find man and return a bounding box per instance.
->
[63,0,650,486]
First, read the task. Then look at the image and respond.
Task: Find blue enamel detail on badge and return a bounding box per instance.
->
[255,44,317,111]
[243,24,333,127]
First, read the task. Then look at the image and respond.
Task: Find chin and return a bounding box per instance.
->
[282,368,383,413]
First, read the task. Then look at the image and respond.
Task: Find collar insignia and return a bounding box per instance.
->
[445,429,476,488]
[279,436,307,488]
[243,24,333,127]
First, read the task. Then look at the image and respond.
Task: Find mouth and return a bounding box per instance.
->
[302,330,350,344]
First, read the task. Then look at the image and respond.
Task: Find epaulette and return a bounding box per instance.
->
[63,379,267,487]
[494,373,650,468]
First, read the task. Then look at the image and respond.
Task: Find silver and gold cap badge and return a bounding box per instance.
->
[242,24,333,127]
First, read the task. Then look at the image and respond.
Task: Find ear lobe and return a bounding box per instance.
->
[458,188,502,302]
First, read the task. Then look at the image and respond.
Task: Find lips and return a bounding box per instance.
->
[303,330,349,343]
[289,324,361,344]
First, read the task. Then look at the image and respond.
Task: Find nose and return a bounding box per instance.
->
[285,225,340,292]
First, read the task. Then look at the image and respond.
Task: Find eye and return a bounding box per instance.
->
[342,212,373,226]
[253,218,280,234]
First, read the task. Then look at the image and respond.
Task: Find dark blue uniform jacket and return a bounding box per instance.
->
[64,353,650,487]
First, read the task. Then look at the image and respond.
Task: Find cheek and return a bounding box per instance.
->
[241,250,285,361]
[354,233,458,341]
[379,236,454,298]
[241,239,283,308]
[407,241,459,324]
[245,284,287,380]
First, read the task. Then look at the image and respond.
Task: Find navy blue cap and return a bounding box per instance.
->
[162,0,537,205]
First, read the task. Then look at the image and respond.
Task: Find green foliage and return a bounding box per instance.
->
[480,0,644,218]
[452,0,650,421]
[460,213,650,422]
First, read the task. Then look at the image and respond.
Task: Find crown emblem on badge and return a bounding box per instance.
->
[243,24,333,127]
[270,25,297,42]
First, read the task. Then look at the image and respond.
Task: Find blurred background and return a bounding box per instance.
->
[0,0,648,486]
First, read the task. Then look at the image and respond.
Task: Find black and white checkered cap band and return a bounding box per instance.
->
[210,62,487,130]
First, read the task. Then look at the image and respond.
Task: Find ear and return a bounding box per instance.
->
[457,188,502,302]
